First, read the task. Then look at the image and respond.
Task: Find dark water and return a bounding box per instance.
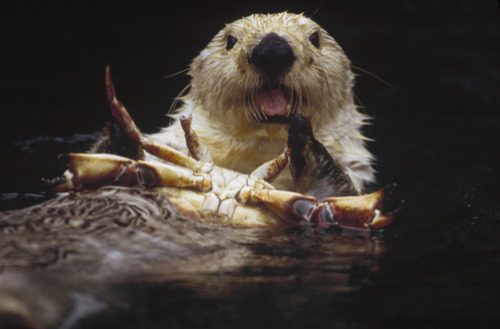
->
[1,0,499,328]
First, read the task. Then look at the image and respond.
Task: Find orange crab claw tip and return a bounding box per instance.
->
[369,201,404,229]
[370,213,394,229]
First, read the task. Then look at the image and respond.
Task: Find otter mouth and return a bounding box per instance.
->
[248,84,300,124]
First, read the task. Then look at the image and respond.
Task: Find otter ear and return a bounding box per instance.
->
[226,35,238,50]
[309,32,320,48]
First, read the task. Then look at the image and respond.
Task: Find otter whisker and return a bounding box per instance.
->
[351,65,394,89]
[163,67,190,79]
[168,83,191,116]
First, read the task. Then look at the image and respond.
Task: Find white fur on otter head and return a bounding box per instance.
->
[155,12,375,193]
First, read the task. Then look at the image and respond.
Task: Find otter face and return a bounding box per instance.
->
[188,12,354,133]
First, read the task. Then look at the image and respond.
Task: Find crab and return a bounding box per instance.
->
[46,66,400,230]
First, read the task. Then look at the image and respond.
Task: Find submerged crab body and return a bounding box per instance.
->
[48,67,398,230]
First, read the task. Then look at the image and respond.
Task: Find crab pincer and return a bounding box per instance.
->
[241,183,400,230]
[46,153,138,192]
[309,184,401,230]
[285,114,402,230]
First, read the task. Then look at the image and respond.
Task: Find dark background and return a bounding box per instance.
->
[1,0,499,328]
[1,0,499,197]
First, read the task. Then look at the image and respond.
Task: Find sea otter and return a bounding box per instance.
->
[151,12,374,194]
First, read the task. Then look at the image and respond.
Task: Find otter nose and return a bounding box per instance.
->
[248,33,296,79]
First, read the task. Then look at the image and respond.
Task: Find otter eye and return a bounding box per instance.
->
[309,32,320,48]
[226,35,238,50]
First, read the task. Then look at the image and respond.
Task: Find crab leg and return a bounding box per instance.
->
[250,147,290,182]
[105,66,141,144]
[179,114,213,162]
[106,65,207,173]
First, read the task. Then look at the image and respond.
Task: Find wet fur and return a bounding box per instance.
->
[155,13,374,192]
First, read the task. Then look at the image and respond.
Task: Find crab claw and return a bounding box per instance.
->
[315,183,402,230]
[46,153,138,192]
[239,187,318,223]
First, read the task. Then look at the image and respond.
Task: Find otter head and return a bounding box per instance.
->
[187,12,355,138]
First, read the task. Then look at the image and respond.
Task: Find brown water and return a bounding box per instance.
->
[1,0,499,328]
